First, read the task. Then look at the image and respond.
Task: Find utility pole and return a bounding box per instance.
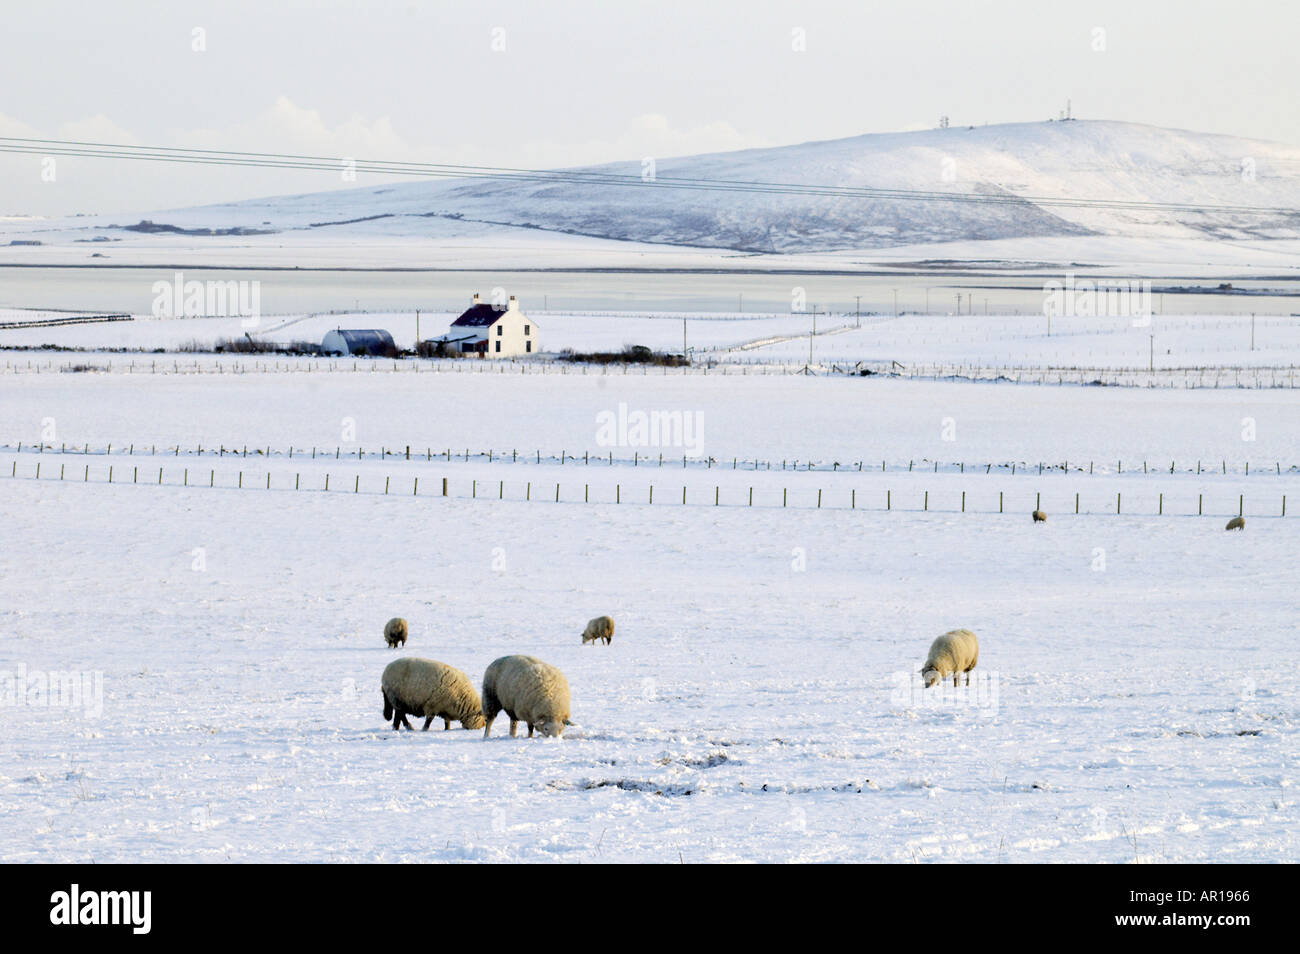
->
[855,295,860,327]
[892,288,898,318]
[925,287,930,315]
[739,293,743,313]
[1251,313,1256,350]
[682,317,687,357]
[1149,333,1154,372]
[955,293,961,316]
[415,309,420,350]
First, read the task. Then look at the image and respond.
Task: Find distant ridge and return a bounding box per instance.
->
[87,120,1300,252]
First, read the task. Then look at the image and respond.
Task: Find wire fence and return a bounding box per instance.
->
[2,352,1298,387]
[2,457,1286,519]
[4,440,1298,479]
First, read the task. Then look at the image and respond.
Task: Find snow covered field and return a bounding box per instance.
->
[0,358,1297,862]
[0,465,1294,863]
[5,307,1300,383]
[0,307,845,357]
[4,368,1300,469]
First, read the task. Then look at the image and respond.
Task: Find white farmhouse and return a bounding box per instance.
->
[427,293,538,357]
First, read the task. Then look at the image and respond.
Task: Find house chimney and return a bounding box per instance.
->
[508,295,518,311]
[472,292,481,305]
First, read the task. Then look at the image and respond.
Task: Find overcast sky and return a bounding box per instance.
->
[3,0,1296,216]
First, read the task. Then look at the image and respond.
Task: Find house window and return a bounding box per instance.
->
[524,325,530,335]
[526,341,532,353]
[497,325,503,336]
[495,340,501,353]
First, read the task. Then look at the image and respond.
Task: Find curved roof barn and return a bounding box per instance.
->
[321,328,396,356]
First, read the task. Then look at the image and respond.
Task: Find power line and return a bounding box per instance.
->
[2,136,1298,217]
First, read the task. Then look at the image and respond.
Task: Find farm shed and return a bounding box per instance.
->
[321,328,397,356]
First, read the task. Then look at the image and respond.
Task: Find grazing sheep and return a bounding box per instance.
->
[481,655,571,739]
[384,617,408,648]
[921,629,980,688]
[581,615,615,646]
[381,657,485,731]
[1225,516,1245,531]
[1032,510,1047,523]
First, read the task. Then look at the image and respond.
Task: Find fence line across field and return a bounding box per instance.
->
[1,354,1298,388]
[5,439,1299,479]
[2,459,1287,519]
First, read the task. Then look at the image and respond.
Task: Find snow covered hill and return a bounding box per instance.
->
[55,120,1300,254]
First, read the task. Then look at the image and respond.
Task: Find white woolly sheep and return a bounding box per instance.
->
[921,629,980,688]
[1032,510,1047,523]
[581,615,615,645]
[481,654,571,739]
[381,657,485,731]
[1225,516,1245,531]
[384,617,408,648]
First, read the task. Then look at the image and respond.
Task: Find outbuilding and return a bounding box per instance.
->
[321,328,397,357]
